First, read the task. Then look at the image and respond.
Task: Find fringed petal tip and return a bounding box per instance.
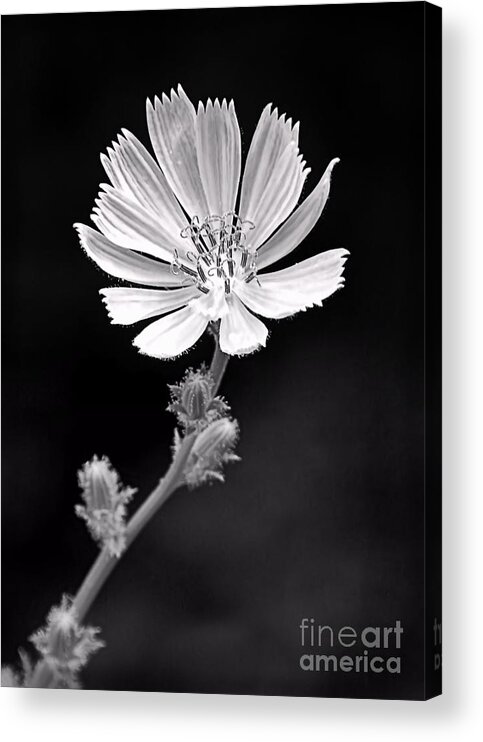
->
[219,295,269,356]
[74,222,97,257]
[99,286,198,326]
[240,104,306,249]
[147,82,209,219]
[99,289,114,324]
[132,333,207,361]
[197,97,233,114]
[131,338,192,361]
[98,289,120,325]
[146,83,188,109]
[256,157,343,270]
[74,223,94,262]
[73,223,181,287]
[338,248,350,263]
[235,247,349,321]
[225,336,269,358]
[132,306,208,360]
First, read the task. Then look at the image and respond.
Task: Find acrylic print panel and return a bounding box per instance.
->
[1,2,442,699]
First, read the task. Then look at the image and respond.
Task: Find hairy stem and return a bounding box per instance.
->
[30,339,230,688]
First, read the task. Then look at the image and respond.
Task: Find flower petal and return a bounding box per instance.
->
[196,98,241,215]
[92,185,186,263]
[100,286,199,325]
[133,305,208,359]
[246,142,309,250]
[189,287,229,322]
[236,248,349,319]
[100,130,188,238]
[219,294,268,355]
[256,158,340,270]
[239,105,301,241]
[74,224,181,287]
[147,85,209,218]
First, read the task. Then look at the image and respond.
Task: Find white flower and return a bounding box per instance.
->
[75,85,348,358]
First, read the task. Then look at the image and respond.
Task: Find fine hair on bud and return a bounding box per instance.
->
[185,417,240,489]
[76,455,137,557]
[168,365,229,433]
[29,595,104,689]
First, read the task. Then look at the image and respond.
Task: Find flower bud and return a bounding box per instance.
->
[185,417,240,488]
[86,456,113,510]
[47,608,77,663]
[193,417,238,458]
[30,595,104,688]
[1,666,21,687]
[184,373,212,419]
[1,650,34,688]
[168,366,229,432]
[76,455,136,557]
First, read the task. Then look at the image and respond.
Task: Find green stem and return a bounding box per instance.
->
[30,338,230,688]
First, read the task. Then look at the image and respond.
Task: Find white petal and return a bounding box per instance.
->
[100,286,199,325]
[189,287,229,321]
[100,130,187,237]
[239,105,301,235]
[219,294,268,355]
[246,142,309,250]
[92,185,186,263]
[256,158,340,270]
[196,98,241,215]
[74,223,181,286]
[236,248,349,319]
[133,305,208,359]
[147,85,209,218]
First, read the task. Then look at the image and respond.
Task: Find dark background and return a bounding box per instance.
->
[2,3,428,698]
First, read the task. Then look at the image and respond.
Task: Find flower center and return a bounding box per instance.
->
[172,212,258,295]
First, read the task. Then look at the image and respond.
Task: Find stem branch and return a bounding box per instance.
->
[73,432,196,623]
[30,338,230,688]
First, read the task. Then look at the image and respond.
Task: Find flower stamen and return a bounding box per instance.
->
[177,212,257,296]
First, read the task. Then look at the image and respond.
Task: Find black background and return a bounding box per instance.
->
[2,3,427,698]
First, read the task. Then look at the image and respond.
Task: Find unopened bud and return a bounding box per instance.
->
[185,417,240,488]
[47,608,77,663]
[183,374,212,419]
[1,666,21,687]
[1,650,34,688]
[87,456,114,510]
[168,366,229,432]
[30,595,104,688]
[193,417,238,458]
[76,455,136,557]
